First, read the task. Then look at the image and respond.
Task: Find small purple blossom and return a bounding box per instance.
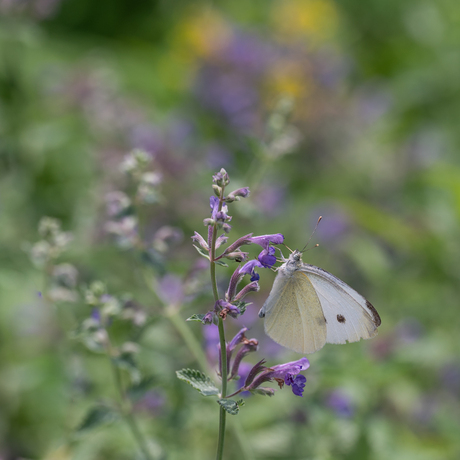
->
[244,357,310,397]
[210,196,220,219]
[249,234,284,250]
[257,246,276,268]
[240,259,264,281]
[192,231,209,251]
[226,187,250,202]
[285,374,307,397]
[215,299,240,318]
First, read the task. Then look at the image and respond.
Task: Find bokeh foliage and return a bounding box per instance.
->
[1,0,460,459]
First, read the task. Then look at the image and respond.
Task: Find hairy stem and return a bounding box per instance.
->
[210,192,228,460]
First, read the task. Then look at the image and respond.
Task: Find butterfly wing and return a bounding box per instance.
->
[300,264,381,345]
[260,269,327,353]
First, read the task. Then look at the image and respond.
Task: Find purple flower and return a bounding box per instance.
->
[156,275,184,307]
[210,196,220,220]
[240,259,264,281]
[226,187,250,202]
[215,299,240,318]
[327,390,354,417]
[285,374,307,397]
[244,357,310,397]
[249,234,284,250]
[258,246,276,268]
[191,231,209,251]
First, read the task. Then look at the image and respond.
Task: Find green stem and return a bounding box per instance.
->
[107,342,153,460]
[210,192,228,460]
[142,270,211,375]
[168,308,210,373]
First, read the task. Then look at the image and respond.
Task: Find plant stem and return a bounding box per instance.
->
[210,192,228,460]
[168,308,210,373]
[107,342,153,460]
[142,270,211,375]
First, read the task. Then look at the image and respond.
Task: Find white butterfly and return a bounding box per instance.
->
[258,250,381,354]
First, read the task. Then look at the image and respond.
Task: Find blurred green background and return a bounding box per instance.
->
[1,0,460,459]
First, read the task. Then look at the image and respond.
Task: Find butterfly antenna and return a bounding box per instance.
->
[301,216,322,253]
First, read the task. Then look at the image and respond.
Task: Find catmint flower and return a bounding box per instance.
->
[233,281,259,302]
[105,191,131,218]
[202,311,214,324]
[137,171,162,203]
[212,168,230,187]
[215,234,228,249]
[225,187,250,202]
[225,263,260,301]
[257,246,276,268]
[222,251,248,263]
[229,338,258,380]
[120,149,152,176]
[244,357,310,397]
[210,196,220,220]
[38,217,61,239]
[192,231,209,251]
[52,263,78,289]
[215,299,240,319]
[240,259,264,282]
[220,233,253,256]
[249,233,284,250]
[105,216,139,248]
[285,374,307,397]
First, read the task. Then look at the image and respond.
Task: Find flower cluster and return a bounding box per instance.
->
[222,328,310,398]
[192,168,284,321]
[105,148,182,255]
[28,217,73,268]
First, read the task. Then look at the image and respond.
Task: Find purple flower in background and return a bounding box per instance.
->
[309,205,349,244]
[156,274,184,307]
[326,390,354,417]
[395,318,424,344]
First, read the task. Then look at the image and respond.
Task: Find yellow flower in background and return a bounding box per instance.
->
[265,59,313,102]
[172,9,232,61]
[271,0,339,45]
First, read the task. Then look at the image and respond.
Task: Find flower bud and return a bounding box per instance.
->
[212,184,222,197]
[212,168,230,187]
[222,223,232,233]
[223,251,248,263]
[203,218,215,226]
[225,187,250,202]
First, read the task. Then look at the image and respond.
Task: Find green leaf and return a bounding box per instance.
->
[193,245,210,260]
[112,353,141,384]
[233,301,250,316]
[214,260,229,267]
[250,388,275,397]
[127,376,156,402]
[77,405,119,432]
[176,369,219,396]
[186,314,208,323]
[217,398,242,415]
